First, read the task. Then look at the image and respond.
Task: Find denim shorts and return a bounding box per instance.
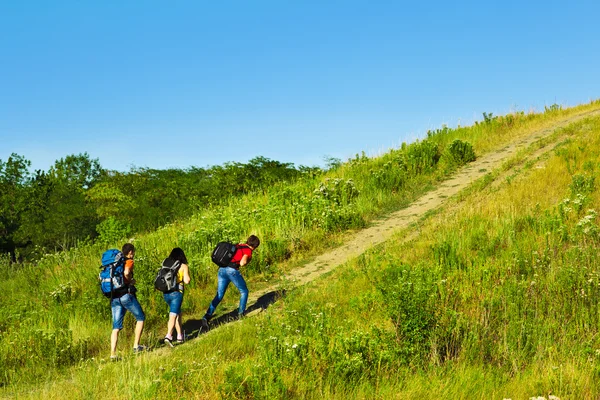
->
[163,291,184,315]
[111,293,146,330]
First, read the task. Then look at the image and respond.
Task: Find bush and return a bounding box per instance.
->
[447,139,476,166]
[376,263,438,367]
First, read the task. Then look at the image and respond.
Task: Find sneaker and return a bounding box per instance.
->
[133,345,148,354]
[176,337,184,345]
[164,337,174,347]
[110,355,121,362]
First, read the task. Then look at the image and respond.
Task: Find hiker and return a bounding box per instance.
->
[202,235,260,325]
[110,243,146,359]
[161,247,191,346]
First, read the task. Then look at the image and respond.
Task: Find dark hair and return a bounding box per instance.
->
[246,235,260,249]
[168,247,188,264]
[122,243,135,256]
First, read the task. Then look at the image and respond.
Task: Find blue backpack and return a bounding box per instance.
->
[99,249,126,298]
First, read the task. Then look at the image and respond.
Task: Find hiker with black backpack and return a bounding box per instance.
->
[154,247,191,346]
[99,243,147,360]
[202,235,260,327]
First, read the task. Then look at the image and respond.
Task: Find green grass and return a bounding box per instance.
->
[1,100,600,399]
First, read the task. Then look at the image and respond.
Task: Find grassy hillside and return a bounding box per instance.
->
[2,101,600,399]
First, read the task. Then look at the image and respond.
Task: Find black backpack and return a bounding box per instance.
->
[154,258,182,293]
[211,242,239,267]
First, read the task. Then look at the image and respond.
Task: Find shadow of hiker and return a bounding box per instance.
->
[183,289,286,340]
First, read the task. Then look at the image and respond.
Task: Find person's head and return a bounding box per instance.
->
[169,247,188,264]
[246,235,260,249]
[122,243,135,258]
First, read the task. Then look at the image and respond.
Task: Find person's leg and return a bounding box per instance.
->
[163,292,181,339]
[110,329,120,357]
[110,297,126,357]
[175,314,183,341]
[166,313,177,338]
[228,269,249,315]
[205,268,231,318]
[134,321,144,348]
[120,293,146,349]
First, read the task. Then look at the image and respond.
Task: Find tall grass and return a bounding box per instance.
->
[1,101,600,398]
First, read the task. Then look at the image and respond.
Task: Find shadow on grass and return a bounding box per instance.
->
[182,289,286,340]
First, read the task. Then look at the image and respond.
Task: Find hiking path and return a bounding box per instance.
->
[186,108,600,334]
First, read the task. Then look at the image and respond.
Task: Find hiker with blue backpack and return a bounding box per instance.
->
[154,247,191,346]
[202,235,260,327]
[99,243,147,360]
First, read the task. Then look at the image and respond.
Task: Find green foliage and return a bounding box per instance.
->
[49,152,104,189]
[432,240,466,272]
[482,112,497,124]
[545,103,562,113]
[220,362,289,400]
[570,173,595,195]
[0,155,314,262]
[376,264,437,367]
[2,102,600,397]
[0,319,91,386]
[95,217,131,244]
[313,178,360,206]
[447,139,476,166]
[85,182,137,219]
[0,154,32,260]
[403,139,441,175]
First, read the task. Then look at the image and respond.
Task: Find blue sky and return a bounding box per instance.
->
[1,1,599,172]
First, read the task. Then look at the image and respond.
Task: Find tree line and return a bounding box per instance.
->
[0,153,320,262]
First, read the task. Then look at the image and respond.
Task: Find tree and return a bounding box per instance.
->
[49,152,104,189]
[16,154,104,257]
[0,154,31,260]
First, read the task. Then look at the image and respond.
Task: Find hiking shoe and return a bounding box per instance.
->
[133,345,148,354]
[164,337,174,347]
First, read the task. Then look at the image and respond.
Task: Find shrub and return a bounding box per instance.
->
[376,264,438,367]
[404,140,441,175]
[447,139,476,166]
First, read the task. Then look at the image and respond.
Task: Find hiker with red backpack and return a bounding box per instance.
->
[202,235,260,326]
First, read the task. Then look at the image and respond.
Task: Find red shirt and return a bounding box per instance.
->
[230,245,252,265]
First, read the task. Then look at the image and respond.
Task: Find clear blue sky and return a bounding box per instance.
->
[1,1,599,172]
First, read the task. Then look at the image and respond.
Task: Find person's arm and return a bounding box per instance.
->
[239,254,250,267]
[124,260,135,285]
[181,263,191,284]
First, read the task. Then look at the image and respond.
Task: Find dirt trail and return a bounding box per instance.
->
[244,109,600,307]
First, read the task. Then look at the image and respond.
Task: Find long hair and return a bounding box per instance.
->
[168,247,188,264]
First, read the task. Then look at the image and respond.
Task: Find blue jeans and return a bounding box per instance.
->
[111,293,146,330]
[163,291,184,315]
[206,267,248,316]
